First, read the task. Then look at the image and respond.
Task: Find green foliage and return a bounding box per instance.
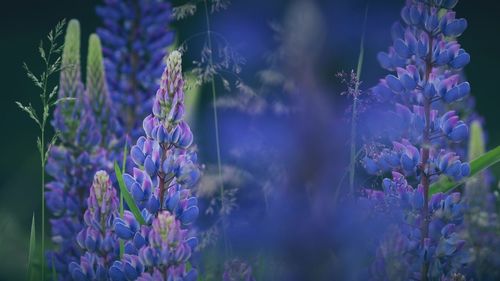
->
[119,142,128,258]
[430,146,500,195]
[28,213,36,281]
[114,162,146,225]
[17,19,67,279]
[468,121,486,161]
[17,19,68,161]
[467,121,487,187]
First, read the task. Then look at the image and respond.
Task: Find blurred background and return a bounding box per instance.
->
[0,0,499,280]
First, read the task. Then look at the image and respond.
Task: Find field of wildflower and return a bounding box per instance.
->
[2,0,500,280]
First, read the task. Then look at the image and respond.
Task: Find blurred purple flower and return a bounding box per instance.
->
[223,259,256,281]
[96,0,174,140]
[362,0,473,279]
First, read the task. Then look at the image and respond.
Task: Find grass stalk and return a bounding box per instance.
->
[348,4,368,194]
[203,0,229,257]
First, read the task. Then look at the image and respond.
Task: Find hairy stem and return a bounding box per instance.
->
[158,144,168,211]
[203,0,229,257]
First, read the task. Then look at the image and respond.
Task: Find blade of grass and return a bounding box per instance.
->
[114,162,146,225]
[119,141,128,258]
[430,146,500,195]
[203,0,229,258]
[28,213,36,281]
[51,255,57,281]
[468,121,486,160]
[466,120,486,187]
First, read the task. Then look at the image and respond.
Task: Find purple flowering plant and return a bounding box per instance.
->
[358,0,499,280]
[106,50,200,281]
[46,20,118,279]
[96,0,175,141]
[15,0,500,281]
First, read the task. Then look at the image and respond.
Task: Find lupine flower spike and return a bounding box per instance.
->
[96,0,174,140]
[110,51,200,281]
[69,171,120,280]
[364,0,472,279]
[46,20,115,279]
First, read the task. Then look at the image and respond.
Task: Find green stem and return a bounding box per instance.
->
[348,4,368,194]
[41,132,45,280]
[40,56,50,281]
[203,0,229,257]
[348,97,358,194]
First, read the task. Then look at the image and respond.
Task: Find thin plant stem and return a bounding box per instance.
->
[348,4,368,194]
[39,37,53,279]
[17,20,66,279]
[335,149,364,204]
[203,0,229,258]
[41,136,45,279]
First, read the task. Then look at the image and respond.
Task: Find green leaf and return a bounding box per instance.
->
[468,121,485,161]
[430,146,500,195]
[119,141,128,258]
[28,213,36,281]
[121,139,128,175]
[51,255,57,281]
[466,121,486,186]
[114,162,146,225]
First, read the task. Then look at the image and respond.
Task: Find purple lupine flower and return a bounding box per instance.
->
[111,51,200,280]
[367,175,470,280]
[47,26,121,281]
[135,211,197,281]
[46,20,115,279]
[362,0,473,279]
[223,259,256,281]
[96,0,174,140]
[109,254,145,281]
[69,171,120,281]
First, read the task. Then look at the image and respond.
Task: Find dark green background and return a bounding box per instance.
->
[0,0,498,279]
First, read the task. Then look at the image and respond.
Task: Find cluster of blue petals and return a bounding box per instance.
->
[107,51,200,281]
[362,0,473,279]
[96,0,175,140]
